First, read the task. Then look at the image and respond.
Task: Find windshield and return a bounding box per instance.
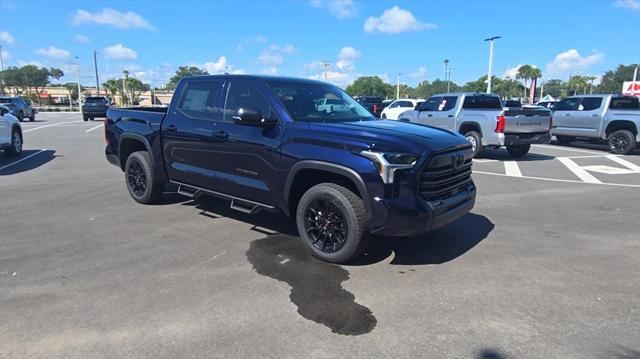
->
[268,81,375,122]
[0,98,12,104]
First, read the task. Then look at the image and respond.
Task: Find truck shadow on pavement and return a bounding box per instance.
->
[479,148,555,161]
[0,149,57,175]
[184,196,493,336]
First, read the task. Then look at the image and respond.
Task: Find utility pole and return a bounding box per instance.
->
[122,72,128,106]
[484,36,501,93]
[93,50,100,95]
[75,56,82,113]
[0,45,5,95]
[396,73,401,99]
[632,65,638,96]
[540,81,544,100]
[321,61,330,81]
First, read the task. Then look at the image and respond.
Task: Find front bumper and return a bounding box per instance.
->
[368,181,476,237]
[504,132,551,146]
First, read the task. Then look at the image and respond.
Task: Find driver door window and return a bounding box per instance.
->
[224,81,270,122]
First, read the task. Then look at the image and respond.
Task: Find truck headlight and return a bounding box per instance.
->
[360,150,418,184]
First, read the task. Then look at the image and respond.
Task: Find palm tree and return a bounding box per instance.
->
[516,65,534,99]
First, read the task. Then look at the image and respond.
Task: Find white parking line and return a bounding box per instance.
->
[0,149,47,171]
[606,155,640,173]
[474,171,640,188]
[473,159,498,163]
[23,120,82,133]
[533,144,605,155]
[557,157,602,184]
[503,161,522,177]
[85,124,104,133]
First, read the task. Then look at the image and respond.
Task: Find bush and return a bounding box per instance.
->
[53,108,60,112]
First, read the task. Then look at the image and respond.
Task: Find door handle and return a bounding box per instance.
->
[447,115,453,118]
[427,114,433,117]
[165,124,177,132]
[591,114,599,117]
[212,131,229,141]
[565,114,571,116]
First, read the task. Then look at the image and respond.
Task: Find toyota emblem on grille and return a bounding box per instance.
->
[452,154,465,169]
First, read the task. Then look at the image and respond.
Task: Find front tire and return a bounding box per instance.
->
[83,116,88,121]
[6,130,23,156]
[464,130,484,157]
[296,183,368,264]
[608,130,636,155]
[124,151,163,204]
[29,112,35,122]
[506,144,530,157]
[381,114,387,119]
[17,111,24,122]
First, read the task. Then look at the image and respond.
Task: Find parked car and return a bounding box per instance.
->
[536,101,558,111]
[355,96,383,117]
[398,93,552,157]
[380,99,423,120]
[316,98,350,113]
[82,96,112,121]
[0,105,23,156]
[552,94,640,154]
[105,75,476,263]
[0,96,36,122]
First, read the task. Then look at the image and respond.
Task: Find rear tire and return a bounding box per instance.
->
[17,111,24,122]
[608,130,636,155]
[296,183,368,264]
[555,135,574,145]
[83,116,88,121]
[124,151,163,204]
[506,144,530,158]
[381,114,387,119]
[464,130,483,157]
[29,112,35,122]
[6,129,22,156]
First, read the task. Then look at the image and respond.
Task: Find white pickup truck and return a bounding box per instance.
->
[399,93,552,157]
[551,94,640,154]
[0,105,23,156]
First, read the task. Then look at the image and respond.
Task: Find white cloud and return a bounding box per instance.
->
[614,0,640,10]
[1,50,11,61]
[104,44,138,60]
[203,56,228,73]
[309,70,350,83]
[257,44,296,66]
[261,66,278,75]
[364,6,437,34]
[0,31,15,44]
[36,46,71,60]
[71,8,155,30]
[74,34,90,43]
[336,46,360,71]
[503,64,523,80]
[544,49,604,78]
[410,66,428,79]
[310,0,357,19]
[17,60,43,67]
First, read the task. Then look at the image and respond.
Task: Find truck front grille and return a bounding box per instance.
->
[419,149,473,201]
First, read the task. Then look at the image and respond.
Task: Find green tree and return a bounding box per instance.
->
[463,76,489,93]
[596,64,637,94]
[63,82,82,102]
[516,65,540,100]
[567,75,590,95]
[494,78,524,99]
[541,79,565,99]
[410,79,460,99]
[166,66,209,90]
[345,76,393,98]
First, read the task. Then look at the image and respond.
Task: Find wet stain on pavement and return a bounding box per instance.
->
[246,234,377,336]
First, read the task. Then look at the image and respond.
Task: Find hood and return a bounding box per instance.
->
[306,120,469,155]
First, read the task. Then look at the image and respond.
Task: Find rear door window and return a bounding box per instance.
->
[438,96,458,111]
[610,97,640,109]
[462,95,502,109]
[556,98,581,111]
[178,81,223,119]
[578,97,603,111]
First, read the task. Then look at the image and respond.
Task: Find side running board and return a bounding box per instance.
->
[177,184,201,198]
[230,198,258,214]
[171,181,275,215]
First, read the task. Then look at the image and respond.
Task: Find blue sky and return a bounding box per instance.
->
[1,0,639,88]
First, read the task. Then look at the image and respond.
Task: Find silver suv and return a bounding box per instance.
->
[552,95,640,154]
[0,96,36,122]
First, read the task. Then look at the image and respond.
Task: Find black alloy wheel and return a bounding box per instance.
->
[127,158,147,198]
[303,199,348,253]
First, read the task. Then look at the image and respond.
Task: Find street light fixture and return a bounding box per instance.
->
[444,59,450,93]
[396,73,401,99]
[484,36,501,93]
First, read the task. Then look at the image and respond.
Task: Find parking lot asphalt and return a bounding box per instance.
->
[1,113,639,359]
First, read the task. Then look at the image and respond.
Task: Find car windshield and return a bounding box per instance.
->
[268,81,375,122]
[0,98,12,104]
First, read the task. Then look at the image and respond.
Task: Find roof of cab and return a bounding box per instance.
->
[180,74,329,85]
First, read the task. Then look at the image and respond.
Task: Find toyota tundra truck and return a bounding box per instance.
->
[104,75,476,263]
[398,93,552,157]
[551,94,640,154]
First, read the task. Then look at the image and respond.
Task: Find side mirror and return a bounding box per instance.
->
[233,107,277,127]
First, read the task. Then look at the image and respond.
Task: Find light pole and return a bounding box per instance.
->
[321,61,330,81]
[75,56,82,113]
[396,73,401,99]
[0,45,5,95]
[484,36,501,93]
[444,59,450,93]
[93,50,100,95]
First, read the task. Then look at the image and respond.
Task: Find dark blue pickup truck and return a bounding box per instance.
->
[105,75,476,263]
